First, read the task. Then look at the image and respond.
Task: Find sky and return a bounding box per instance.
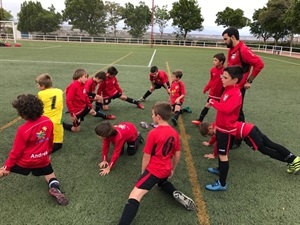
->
[2,0,269,36]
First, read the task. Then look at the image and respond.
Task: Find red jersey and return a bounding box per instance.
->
[210,85,242,134]
[170,80,186,105]
[4,116,53,171]
[150,70,169,85]
[84,78,98,94]
[227,41,264,88]
[235,121,255,140]
[102,122,138,168]
[66,80,92,116]
[97,75,122,99]
[144,125,180,178]
[203,66,224,100]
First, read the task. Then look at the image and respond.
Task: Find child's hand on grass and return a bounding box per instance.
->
[98,160,108,168]
[0,166,10,178]
[99,166,110,176]
[202,141,210,146]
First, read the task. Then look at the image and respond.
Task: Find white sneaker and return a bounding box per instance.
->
[173,190,196,211]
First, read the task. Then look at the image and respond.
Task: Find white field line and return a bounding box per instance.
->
[261,56,300,66]
[0,59,148,68]
[37,45,61,49]
[148,49,156,67]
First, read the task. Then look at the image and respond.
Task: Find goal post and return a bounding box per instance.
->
[0,20,17,44]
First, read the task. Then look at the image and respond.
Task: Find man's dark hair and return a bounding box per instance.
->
[223,66,244,83]
[152,101,172,121]
[150,66,158,73]
[222,27,240,40]
[199,122,211,136]
[95,71,106,80]
[107,66,118,76]
[95,121,117,137]
[12,94,44,120]
[213,53,226,65]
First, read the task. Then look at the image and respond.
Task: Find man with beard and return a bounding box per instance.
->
[222,27,264,149]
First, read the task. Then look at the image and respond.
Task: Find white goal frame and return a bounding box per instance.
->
[0,20,17,43]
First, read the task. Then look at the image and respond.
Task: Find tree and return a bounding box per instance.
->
[122,2,151,38]
[63,0,107,36]
[17,1,61,34]
[154,5,170,39]
[105,1,123,38]
[169,0,204,39]
[249,8,272,43]
[284,0,300,45]
[215,7,250,29]
[259,0,292,44]
[0,8,13,21]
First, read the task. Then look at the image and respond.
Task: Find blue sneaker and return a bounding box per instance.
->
[207,167,220,175]
[205,180,227,191]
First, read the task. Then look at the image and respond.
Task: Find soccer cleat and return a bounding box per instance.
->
[191,120,201,126]
[138,97,145,102]
[105,114,116,120]
[150,122,158,128]
[140,121,149,129]
[207,167,220,175]
[173,190,196,211]
[182,106,192,113]
[171,117,178,126]
[205,180,227,191]
[137,103,145,109]
[49,188,69,206]
[288,156,300,174]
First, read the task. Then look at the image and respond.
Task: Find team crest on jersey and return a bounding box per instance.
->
[231,53,236,59]
[36,126,49,143]
[116,124,126,129]
[223,94,229,101]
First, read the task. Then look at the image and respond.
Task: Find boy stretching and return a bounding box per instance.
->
[95,121,144,176]
[64,68,115,133]
[199,121,300,174]
[192,53,225,126]
[169,70,191,126]
[35,73,64,153]
[139,66,170,102]
[84,71,106,112]
[118,102,195,225]
[0,94,68,205]
[205,66,243,191]
[97,66,144,111]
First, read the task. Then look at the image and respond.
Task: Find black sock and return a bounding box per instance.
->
[219,161,229,187]
[63,122,73,131]
[199,107,209,122]
[94,111,106,118]
[143,90,152,99]
[174,111,180,120]
[157,181,176,196]
[48,178,60,190]
[126,97,138,105]
[119,198,140,225]
[95,102,103,112]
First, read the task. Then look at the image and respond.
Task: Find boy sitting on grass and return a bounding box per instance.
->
[0,94,68,205]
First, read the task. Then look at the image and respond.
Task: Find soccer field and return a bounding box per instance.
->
[0,41,300,225]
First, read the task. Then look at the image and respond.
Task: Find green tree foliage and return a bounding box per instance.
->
[154,5,170,39]
[215,7,250,29]
[122,2,151,38]
[259,0,292,43]
[0,8,13,21]
[249,8,272,43]
[63,0,107,36]
[105,1,123,38]
[284,0,300,43]
[169,0,203,39]
[17,1,61,34]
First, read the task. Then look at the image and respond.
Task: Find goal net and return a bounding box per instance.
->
[0,20,16,44]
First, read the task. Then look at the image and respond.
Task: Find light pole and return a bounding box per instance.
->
[150,0,154,48]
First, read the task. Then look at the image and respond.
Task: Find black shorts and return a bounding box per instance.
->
[73,105,91,127]
[153,83,165,89]
[171,103,182,111]
[135,169,168,190]
[10,163,54,176]
[216,131,234,155]
[88,93,96,102]
[103,92,122,105]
